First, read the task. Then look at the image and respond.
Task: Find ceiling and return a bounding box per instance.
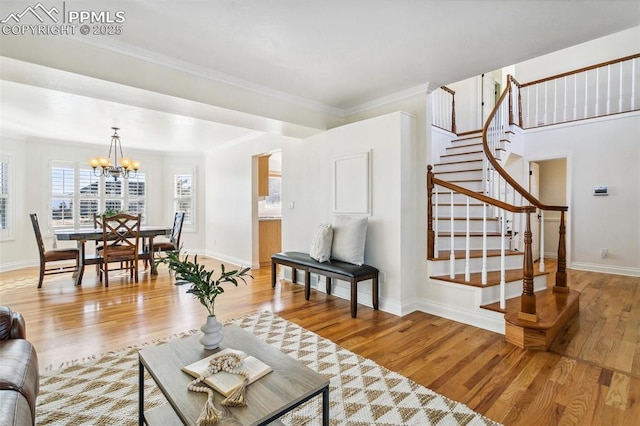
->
[0,0,638,152]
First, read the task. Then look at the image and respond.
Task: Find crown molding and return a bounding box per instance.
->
[65,37,443,122]
[68,36,346,117]
[341,82,435,117]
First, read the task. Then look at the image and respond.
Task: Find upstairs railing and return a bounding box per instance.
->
[432,86,457,133]
[514,54,640,128]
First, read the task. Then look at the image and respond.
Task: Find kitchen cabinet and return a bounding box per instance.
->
[258,155,270,197]
[259,219,281,266]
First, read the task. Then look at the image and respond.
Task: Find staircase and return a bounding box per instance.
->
[428,131,548,334]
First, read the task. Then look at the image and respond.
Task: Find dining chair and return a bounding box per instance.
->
[145,212,185,268]
[29,213,80,288]
[97,213,141,287]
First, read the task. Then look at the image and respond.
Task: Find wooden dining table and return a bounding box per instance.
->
[54,226,172,286]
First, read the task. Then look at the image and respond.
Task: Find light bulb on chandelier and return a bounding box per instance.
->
[89,127,141,180]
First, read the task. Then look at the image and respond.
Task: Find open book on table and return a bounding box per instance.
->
[182,348,272,397]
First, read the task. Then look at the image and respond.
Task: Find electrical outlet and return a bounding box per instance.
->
[600,248,608,258]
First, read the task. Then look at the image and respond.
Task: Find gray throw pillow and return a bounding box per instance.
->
[331,216,368,265]
[310,224,333,263]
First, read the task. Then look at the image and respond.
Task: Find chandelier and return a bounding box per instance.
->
[89,127,140,180]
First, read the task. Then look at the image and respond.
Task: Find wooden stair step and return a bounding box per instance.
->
[429,249,521,261]
[430,268,548,288]
[503,288,580,351]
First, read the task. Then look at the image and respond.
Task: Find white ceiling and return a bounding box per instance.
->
[0,0,638,152]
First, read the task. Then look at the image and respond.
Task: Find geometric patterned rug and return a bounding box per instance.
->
[36,311,500,425]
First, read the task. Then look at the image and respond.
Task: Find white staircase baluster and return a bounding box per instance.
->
[553,79,557,124]
[434,186,439,258]
[481,202,487,285]
[595,68,600,117]
[500,209,506,309]
[465,196,470,282]
[631,58,636,111]
[449,189,455,279]
[573,74,578,120]
[563,76,568,123]
[619,62,624,113]
[606,65,611,115]
[584,71,589,119]
[539,210,545,272]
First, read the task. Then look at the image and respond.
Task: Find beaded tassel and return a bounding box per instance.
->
[187,352,251,425]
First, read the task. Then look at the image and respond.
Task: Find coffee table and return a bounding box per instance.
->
[138,324,329,425]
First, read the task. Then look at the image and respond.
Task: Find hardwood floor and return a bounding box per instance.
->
[1,258,639,425]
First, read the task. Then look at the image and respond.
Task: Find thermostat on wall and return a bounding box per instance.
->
[593,186,608,196]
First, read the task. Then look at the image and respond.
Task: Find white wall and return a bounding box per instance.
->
[514,26,640,83]
[524,113,640,276]
[283,112,417,315]
[205,133,296,268]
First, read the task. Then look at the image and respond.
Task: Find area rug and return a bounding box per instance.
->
[36,311,500,425]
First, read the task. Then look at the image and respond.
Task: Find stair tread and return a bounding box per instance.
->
[434,168,483,173]
[435,160,483,166]
[430,268,549,288]
[428,249,521,260]
[503,288,580,330]
[438,231,505,237]
[440,152,483,159]
[436,217,499,221]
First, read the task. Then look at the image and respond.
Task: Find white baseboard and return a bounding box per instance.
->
[415,299,505,334]
[0,259,37,273]
[204,251,257,269]
[570,262,640,277]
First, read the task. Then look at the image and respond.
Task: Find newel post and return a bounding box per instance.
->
[518,208,538,322]
[554,210,569,293]
[427,165,434,259]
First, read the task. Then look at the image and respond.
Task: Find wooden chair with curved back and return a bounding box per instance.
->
[97,213,141,287]
[145,212,185,268]
[29,213,80,288]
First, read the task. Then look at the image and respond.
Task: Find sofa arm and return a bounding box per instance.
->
[0,306,26,340]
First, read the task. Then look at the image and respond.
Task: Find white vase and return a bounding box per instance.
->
[199,315,224,350]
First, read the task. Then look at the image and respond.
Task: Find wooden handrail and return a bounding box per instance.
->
[519,53,640,88]
[483,78,569,213]
[428,166,535,214]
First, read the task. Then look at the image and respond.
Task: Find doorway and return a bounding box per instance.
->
[531,158,568,261]
[257,151,282,267]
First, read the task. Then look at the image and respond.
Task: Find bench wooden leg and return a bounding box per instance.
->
[373,275,379,310]
[271,261,277,288]
[292,267,298,284]
[326,277,332,295]
[305,269,311,300]
[351,279,357,318]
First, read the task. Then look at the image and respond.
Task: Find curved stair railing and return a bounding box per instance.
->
[481,76,569,321]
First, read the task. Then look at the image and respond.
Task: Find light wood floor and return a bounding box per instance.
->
[1,258,639,425]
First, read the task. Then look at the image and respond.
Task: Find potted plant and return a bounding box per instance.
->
[155,250,252,349]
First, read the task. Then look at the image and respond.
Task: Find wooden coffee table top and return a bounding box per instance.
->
[139,324,329,425]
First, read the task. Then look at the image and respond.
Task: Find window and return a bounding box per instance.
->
[174,170,194,230]
[51,164,75,227]
[0,156,12,240]
[50,161,147,228]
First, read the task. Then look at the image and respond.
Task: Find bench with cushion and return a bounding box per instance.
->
[271,251,379,318]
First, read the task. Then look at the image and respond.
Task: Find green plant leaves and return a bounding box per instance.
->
[154,249,252,316]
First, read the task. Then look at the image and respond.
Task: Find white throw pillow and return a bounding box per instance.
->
[331,216,368,265]
[310,224,333,263]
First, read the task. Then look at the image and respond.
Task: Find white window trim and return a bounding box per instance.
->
[174,168,196,232]
[0,154,14,241]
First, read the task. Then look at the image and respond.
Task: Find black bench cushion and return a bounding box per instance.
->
[272,252,378,278]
